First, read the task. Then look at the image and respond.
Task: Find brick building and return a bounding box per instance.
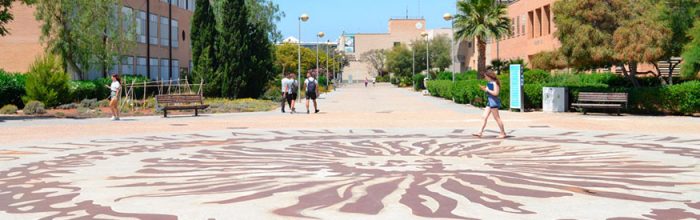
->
[0,0,195,80]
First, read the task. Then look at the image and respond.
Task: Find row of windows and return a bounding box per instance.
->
[118,56,182,81]
[129,8,179,48]
[496,4,552,41]
[162,0,196,12]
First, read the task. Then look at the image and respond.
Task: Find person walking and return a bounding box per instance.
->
[364,77,369,87]
[305,73,320,114]
[286,73,298,114]
[280,75,289,113]
[473,70,507,139]
[105,74,121,121]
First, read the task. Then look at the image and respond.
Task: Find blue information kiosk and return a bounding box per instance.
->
[509,64,524,112]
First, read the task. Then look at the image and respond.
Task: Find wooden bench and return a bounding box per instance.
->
[572,92,628,115]
[155,94,209,117]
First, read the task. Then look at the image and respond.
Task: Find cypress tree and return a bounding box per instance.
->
[216,0,249,98]
[191,0,218,95]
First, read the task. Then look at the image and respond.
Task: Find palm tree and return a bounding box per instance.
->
[454,0,511,78]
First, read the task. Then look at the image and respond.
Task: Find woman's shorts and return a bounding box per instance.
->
[487,98,501,108]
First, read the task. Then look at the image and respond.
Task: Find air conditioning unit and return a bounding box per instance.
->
[543,87,568,112]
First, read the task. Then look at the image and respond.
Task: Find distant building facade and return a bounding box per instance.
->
[0,0,195,80]
[337,18,473,83]
[486,0,559,65]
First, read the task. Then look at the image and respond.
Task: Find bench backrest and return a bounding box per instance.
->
[156,94,204,105]
[577,92,627,103]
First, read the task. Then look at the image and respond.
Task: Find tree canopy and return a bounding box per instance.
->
[34,0,135,79]
[454,0,510,76]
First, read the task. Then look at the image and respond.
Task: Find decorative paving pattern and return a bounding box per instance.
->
[1,129,699,219]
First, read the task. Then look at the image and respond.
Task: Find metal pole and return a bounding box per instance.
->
[297,18,302,100]
[146,0,150,80]
[426,35,430,79]
[168,0,173,80]
[326,40,330,89]
[316,36,319,78]
[451,20,456,82]
[412,45,415,77]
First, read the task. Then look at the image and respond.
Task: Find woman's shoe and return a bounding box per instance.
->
[471,133,483,138]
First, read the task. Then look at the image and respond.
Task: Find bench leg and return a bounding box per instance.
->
[195,109,199,117]
[617,109,621,116]
[164,110,167,118]
[582,109,587,115]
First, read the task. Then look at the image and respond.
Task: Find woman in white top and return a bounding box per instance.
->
[105,74,121,121]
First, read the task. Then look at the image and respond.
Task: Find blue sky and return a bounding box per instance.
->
[275,0,458,42]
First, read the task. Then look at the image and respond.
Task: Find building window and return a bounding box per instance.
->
[536,8,543,37]
[161,59,170,81]
[521,15,526,36]
[544,5,552,35]
[136,57,147,76]
[121,56,134,75]
[393,42,400,47]
[528,11,534,39]
[171,19,179,48]
[187,0,195,11]
[150,58,159,80]
[160,16,169,46]
[136,11,147,43]
[172,59,180,80]
[179,0,186,9]
[149,14,158,45]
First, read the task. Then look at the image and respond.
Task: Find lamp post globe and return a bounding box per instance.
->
[317,32,325,38]
[443,13,453,21]
[300,14,309,22]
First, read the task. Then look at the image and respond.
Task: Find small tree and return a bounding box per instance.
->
[386,45,414,77]
[681,20,700,79]
[23,54,70,107]
[191,0,218,86]
[530,50,568,71]
[361,49,387,77]
[35,0,135,79]
[657,0,700,82]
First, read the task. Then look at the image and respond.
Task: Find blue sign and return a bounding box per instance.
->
[510,64,523,110]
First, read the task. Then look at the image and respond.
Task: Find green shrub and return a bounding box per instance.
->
[524,69,550,84]
[23,100,46,115]
[0,104,18,114]
[627,81,700,115]
[456,70,478,81]
[0,70,27,108]
[70,81,102,102]
[436,72,453,80]
[413,74,426,91]
[376,75,390,82]
[23,55,70,107]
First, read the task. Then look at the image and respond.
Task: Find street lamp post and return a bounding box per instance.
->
[421,32,430,80]
[298,14,309,99]
[316,32,325,79]
[443,12,455,82]
[412,43,415,78]
[326,40,330,90]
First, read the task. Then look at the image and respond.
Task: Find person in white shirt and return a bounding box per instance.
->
[304,73,320,114]
[280,75,289,113]
[284,73,298,114]
[104,74,121,121]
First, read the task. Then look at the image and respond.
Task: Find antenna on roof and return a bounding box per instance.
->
[406,6,409,19]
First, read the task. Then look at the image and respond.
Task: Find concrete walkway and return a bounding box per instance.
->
[1,83,699,219]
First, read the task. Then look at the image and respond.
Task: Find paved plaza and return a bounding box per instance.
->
[1,84,700,219]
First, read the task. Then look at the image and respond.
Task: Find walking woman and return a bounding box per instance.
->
[473,70,506,139]
[106,74,121,121]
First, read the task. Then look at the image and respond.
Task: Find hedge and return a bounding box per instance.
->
[427,71,700,115]
[413,74,426,91]
[0,70,27,108]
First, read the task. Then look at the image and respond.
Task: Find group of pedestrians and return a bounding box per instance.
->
[281,73,320,114]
